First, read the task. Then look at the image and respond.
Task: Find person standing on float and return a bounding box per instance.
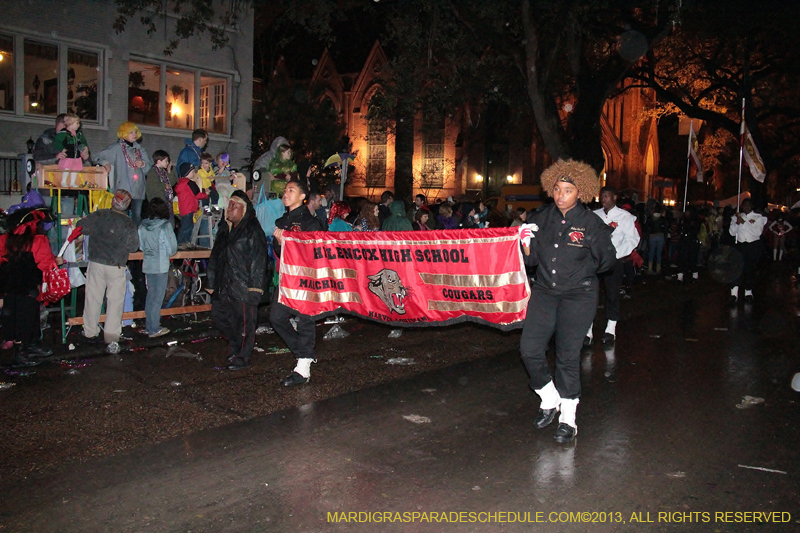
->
[518,160,616,443]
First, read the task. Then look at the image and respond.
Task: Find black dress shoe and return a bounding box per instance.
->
[24,344,53,358]
[534,407,559,429]
[12,354,40,367]
[728,295,738,306]
[582,336,593,347]
[227,358,250,371]
[553,423,577,444]
[601,332,615,345]
[744,294,754,304]
[281,371,309,387]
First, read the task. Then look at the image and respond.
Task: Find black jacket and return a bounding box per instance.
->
[273,204,325,258]
[207,196,269,305]
[525,202,616,292]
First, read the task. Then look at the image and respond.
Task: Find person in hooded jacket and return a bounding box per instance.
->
[381,200,413,231]
[138,198,178,338]
[271,179,325,386]
[207,190,268,371]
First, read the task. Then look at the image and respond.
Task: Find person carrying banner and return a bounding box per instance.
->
[584,186,640,346]
[271,179,325,386]
[207,190,269,371]
[728,199,766,305]
[519,160,616,444]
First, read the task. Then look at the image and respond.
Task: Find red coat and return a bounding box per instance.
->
[174,178,208,217]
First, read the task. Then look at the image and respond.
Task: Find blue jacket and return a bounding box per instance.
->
[138,219,178,274]
[176,139,202,171]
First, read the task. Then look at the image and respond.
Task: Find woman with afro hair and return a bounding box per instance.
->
[518,159,617,443]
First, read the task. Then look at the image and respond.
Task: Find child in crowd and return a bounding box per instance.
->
[145,150,176,221]
[138,198,177,337]
[196,152,217,206]
[436,204,458,230]
[215,153,232,178]
[174,163,208,247]
[54,113,89,187]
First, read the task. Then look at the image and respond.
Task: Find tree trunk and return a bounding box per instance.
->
[394,101,415,201]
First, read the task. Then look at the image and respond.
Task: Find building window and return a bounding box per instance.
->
[68,48,98,121]
[200,74,227,133]
[166,68,194,130]
[129,60,229,133]
[128,61,160,126]
[422,118,445,189]
[0,34,14,112]
[367,116,387,188]
[24,40,58,116]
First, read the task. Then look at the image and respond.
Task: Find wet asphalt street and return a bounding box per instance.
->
[1,261,799,532]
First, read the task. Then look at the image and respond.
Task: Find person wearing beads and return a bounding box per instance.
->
[518,159,616,444]
[95,122,153,226]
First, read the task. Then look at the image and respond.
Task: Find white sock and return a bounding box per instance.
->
[744,289,753,297]
[692,272,699,279]
[731,286,739,298]
[558,398,580,428]
[585,324,593,339]
[293,358,314,378]
[677,272,684,282]
[605,320,617,336]
[535,381,562,410]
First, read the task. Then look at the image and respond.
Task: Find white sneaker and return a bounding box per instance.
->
[148,328,170,338]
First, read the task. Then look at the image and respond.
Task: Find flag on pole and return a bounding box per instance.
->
[687,120,704,183]
[740,120,766,183]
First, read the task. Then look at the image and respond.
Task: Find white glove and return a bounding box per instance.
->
[518,223,538,248]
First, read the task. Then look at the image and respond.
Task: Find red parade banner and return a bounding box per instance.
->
[278,228,530,330]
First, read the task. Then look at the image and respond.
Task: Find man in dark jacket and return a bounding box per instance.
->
[271,179,325,386]
[207,189,269,371]
[77,190,140,354]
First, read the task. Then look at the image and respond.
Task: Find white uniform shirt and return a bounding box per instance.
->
[729,211,766,243]
[593,206,640,259]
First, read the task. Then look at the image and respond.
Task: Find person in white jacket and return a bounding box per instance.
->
[585,186,640,345]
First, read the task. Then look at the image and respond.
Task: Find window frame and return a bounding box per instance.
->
[128,55,232,137]
[0,30,106,124]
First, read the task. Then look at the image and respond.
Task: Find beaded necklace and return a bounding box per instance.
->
[120,140,143,169]
[155,166,174,202]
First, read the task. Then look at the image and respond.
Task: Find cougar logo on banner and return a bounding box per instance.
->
[367,268,408,315]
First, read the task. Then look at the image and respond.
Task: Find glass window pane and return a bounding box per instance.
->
[24,40,58,116]
[200,74,227,133]
[165,68,194,130]
[0,34,14,112]
[68,48,99,121]
[128,60,160,126]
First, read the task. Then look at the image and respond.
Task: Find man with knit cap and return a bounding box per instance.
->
[207,190,269,371]
[77,189,140,354]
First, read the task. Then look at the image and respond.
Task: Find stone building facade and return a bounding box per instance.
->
[311,42,659,203]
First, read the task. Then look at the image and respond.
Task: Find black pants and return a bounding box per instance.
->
[601,260,624,321]
[2,292,40,344]
[734,241,762,291]
[678,237,700,276]
[269,289,317,360]
[211,293,258,363]
[520,284,598,400]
